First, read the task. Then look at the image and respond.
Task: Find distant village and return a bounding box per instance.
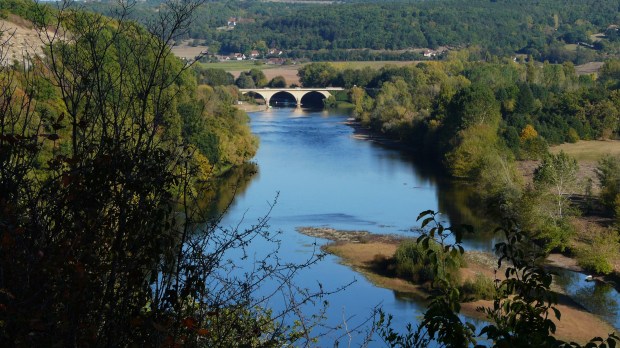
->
[170,15,448,64]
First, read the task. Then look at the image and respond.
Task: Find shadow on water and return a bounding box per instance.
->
[553,268,620,330]
[196,162,260,219]
[360,139,502,250]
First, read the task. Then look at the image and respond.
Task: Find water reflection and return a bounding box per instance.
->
[197,162,259,219]
[554,269,620,330]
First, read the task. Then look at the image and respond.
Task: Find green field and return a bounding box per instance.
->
[550,140,620,161]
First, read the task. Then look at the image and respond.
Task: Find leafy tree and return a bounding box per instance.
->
[445,83,501,133]
[235,73,256,88]
[248,68,268,87]
[196,67,235,86]
[534,151,579,220]
[298,62,337,87]
[268,75,287,87]
[597,155,620,217]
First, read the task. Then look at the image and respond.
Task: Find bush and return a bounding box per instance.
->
[576,229,619,275]
[567,127,580,143]
[459,273,496,301]
[393,240,463,285]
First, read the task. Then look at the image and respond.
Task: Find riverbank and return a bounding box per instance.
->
[235,102,267,113]
[297,227,617,344]
[344,118,418,152]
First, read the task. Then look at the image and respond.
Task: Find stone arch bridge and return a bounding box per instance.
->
[239,87,344,108]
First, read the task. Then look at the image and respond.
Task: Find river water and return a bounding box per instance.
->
[217,106,620,345]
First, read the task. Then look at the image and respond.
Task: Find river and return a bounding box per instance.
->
[217,106,620,345]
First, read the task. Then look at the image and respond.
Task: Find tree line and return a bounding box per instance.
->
[80,0,620,63]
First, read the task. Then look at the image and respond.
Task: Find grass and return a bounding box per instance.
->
[550,140,620,162]
[564,44,579,52]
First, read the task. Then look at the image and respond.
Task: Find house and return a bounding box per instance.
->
[250,50,260,58]
[423,50,437,58]
[227,17,237,27]
[268,49,283,56]
[233,53,246,60]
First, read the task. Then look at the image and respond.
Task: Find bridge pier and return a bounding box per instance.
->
[264,96,271,109]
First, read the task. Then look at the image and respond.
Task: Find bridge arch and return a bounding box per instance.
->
[239,87,344,109]
[244,91,268,106]
[269,91,298,107]
[300,91,330,107]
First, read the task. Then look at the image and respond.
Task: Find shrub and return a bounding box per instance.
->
[393,240,463,285]
[576,228,619,275]
[567,127,580,143]
[459,273,496,301]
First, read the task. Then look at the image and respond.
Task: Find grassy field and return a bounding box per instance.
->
[575,62,604,76]
[550,140,620,162]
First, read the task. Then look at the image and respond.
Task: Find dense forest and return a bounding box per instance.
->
[82,0,620,63]
[293,51,620,266]
[3,0,620,347]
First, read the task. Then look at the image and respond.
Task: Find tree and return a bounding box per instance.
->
[268,75,287,88]
[297,62,337,87]
[235,72,256,88]
[0,1,324,346]
[533,151,579,220]
[196,67,235,86]
[597,155,620,218]
[248,68,268,87]
[444,83,501,137]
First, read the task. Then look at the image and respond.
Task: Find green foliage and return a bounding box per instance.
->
[235,73,256,88]
[567,127,580,143]
[520,134,549,160]
[235,68,267,88]
[513,152,580,252]
[596,155,620,216]
[534,151,579,220]
[393,240,462,286]
[195,67,235,86]
[476,152,524,218]
[447,83,501,131]
[268,75,287,88]
[459,273,495,301]
[445,124,500,178]
[576,229,619,275]
[298,62,337,87]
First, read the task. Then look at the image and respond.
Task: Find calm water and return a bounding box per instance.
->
[217,106,619,344]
